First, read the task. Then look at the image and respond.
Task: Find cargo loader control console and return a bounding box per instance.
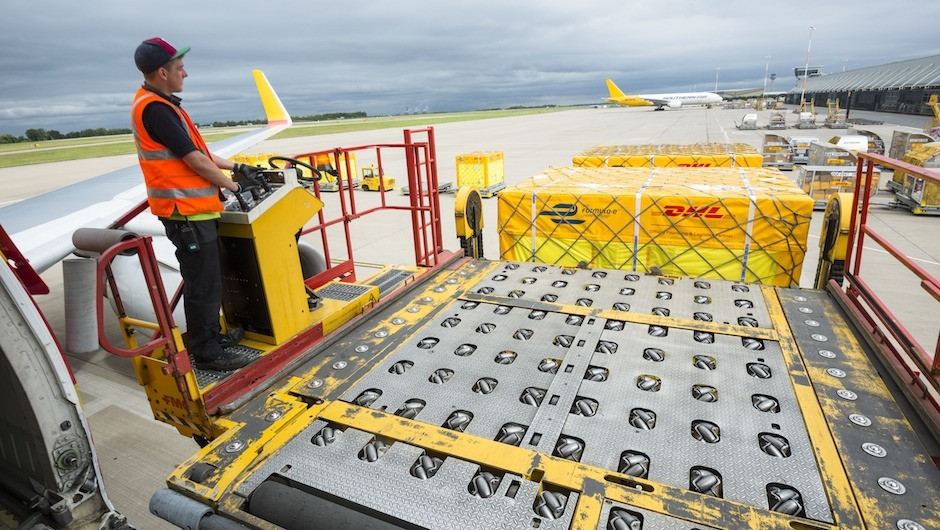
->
[217,162,327,345]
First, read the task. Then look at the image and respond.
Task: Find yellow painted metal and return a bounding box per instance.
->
[166,390,312,502]
[812,298,940,530]
[218,186,323,345]
[309,282,379,335]
[454,186,484,238]
[762,286,865,529]
[136,354,211,437]
[316,401,837,529]
[814,193,852,289]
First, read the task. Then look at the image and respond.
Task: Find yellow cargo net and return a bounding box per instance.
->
[230,152,280,168]
[498,167,813,286]
[456,151,504,189]
[572,143,763,168]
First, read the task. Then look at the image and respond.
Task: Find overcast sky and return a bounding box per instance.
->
[2,1,938,135]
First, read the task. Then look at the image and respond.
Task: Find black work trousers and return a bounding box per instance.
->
[161,218,223,361]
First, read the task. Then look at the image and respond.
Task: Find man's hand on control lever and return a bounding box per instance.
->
[234,176,264,194]
[233,162,263,180]
[232,163,269,196]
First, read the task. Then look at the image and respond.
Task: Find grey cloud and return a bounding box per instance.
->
[1,0,938,134]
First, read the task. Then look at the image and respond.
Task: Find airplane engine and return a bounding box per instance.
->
[106,237,324,335]
[668,100,682,108]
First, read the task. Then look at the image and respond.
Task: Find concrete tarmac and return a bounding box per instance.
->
[8,105,939,528]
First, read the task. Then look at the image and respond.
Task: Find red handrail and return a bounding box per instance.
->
[839,152,940,433]
[292,128,445,289]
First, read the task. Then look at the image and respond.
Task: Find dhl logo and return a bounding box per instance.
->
[659,205,726,218]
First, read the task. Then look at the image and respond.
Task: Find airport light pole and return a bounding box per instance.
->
[763,56,771,94]
[842,58,848,72]
[714,67,720,91]
[799,25,815,111]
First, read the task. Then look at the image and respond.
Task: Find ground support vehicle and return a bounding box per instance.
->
[2,130,939,529]
[359,165,395,191]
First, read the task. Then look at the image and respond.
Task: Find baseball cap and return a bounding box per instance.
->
[134,37,190,74]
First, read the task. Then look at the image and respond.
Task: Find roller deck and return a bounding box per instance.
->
[167,257,939,529]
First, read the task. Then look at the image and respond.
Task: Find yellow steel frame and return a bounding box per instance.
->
[162,259,907,528]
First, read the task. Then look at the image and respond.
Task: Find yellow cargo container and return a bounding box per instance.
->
[294,151,359,191]
[230,152,280,168]
[572,143,763,168]
[891,143,940,214]
[498,167,813,286]
[455,151,505,197]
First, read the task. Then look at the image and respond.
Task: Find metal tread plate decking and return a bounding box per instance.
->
[206,260,939,529]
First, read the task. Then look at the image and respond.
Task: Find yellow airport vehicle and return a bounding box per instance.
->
[4,130,938,530]
[359,165,395,191]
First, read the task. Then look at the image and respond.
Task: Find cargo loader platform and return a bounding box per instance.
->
[161,258,939,530]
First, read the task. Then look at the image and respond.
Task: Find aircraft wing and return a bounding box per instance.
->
[642,97,669,107]
[0,70,290,274]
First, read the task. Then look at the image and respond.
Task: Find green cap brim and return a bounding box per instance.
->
[172,45,190,60]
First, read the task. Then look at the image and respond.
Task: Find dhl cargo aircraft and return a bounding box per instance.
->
[605,78,723,110]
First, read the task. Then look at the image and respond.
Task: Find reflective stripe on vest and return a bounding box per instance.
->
[131,87,223,217]
[147,186,218,199]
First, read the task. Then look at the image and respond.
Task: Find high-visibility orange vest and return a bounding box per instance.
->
[131,87,223,217]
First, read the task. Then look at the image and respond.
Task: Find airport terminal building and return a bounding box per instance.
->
[786,54,940,116]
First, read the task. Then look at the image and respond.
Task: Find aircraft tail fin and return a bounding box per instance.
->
[606,79,628,100]
[253,70,291,126]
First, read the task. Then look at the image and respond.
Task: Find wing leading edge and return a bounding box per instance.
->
[0,70,291,273]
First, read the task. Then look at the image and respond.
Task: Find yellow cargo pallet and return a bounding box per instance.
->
[573,143,763,168]
[456,151,506,197]
[497,167,813,287]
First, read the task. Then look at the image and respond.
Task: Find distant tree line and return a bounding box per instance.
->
[1,112,368,144]
[1,127,133,144]
[201,111,367,128]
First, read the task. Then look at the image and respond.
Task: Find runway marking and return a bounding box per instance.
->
[807,234,940,267]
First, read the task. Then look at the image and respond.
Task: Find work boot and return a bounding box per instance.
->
[195,346,253,372]
[219,327,244,347]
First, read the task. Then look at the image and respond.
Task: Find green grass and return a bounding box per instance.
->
[0,107,573,168]
[271,107,571,140]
